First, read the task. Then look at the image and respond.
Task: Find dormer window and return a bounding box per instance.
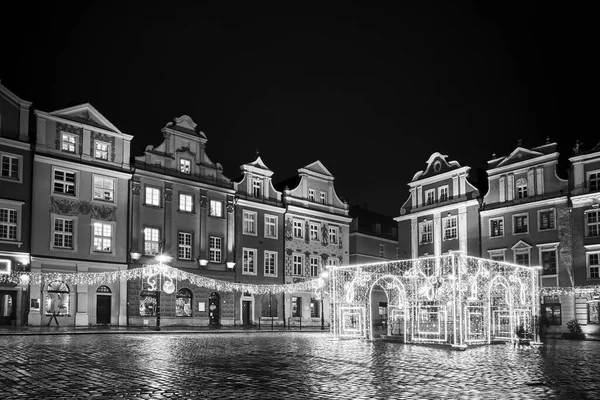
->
[180,159,191,174]
[516,178,528,199]
[438,186,449,202]
[425,189,435,205]
[94,141,109,160]
[253,179,262,198]
[308,189,316,202]
[320,192,326,205]
[61,133,77,153]
[590,172,600,192]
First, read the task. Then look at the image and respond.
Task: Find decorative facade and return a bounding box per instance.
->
[232,155,285,326]
[0,81,32,327]
[29,103,133,326]
[129,115,236,327]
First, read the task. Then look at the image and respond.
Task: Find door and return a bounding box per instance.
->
[0,292,16,325]
[242,301,251,325]
[96,295,111,324]
[208,292,220,325]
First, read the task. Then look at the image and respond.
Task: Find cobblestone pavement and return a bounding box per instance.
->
[0,333,599,399]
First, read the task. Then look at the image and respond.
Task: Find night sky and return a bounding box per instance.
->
[3,4,597,217]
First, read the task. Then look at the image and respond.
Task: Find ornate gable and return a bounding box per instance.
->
[50,104,121,133]
[300,160,333,178]
[493,148,544,169]
[241,156,274,178]
[412,152,461,181]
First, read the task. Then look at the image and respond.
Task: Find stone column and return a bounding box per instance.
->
[119,266,127,326]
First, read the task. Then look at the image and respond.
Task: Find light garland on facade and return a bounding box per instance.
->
[539,286,600,297]
[0,264,325,295]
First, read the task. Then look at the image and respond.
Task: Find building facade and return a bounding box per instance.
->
[349,204,398,265]
[29,104,132,326]
[0,81,32,327]
[128,115,236,327]
[232,155,285,326]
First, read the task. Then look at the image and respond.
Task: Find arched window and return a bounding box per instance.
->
[176,288,193,317]
[96,286,111,293]
[46,281,70,316]
[516,178,528,199]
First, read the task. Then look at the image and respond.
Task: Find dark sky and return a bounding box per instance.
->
[3,4,597,217]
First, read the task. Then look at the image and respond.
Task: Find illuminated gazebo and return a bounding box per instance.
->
[327,252,541,347]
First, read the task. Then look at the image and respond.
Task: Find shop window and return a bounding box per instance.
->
[176,288,193,317]
[139,291,157,316]
[310,298,320,318]
[544,303,561,325]
[291,297,302,318]
[45,281,70,316]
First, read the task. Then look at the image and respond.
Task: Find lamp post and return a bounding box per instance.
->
[320,270,329,330]
[155,254,172,331]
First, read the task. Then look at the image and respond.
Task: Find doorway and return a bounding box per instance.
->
[242,301,251,325]
[97,296,111,324]
[0,291,16,326]
[208,292,220,325]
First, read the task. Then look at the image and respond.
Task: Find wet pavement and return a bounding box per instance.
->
[0,332,599,399]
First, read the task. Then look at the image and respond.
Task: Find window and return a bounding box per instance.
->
[328,258,339,266]
[490,218,504,237]
[210,237,222,263]
[178,232,192,260]
[491,254,505,262]
[243,248,257,274]
[45,281,70,316]
[92,222,112,252]
[145,187,160,207]
[176,288,192,317]
[516,178,528,199]
[488,249,506,262]
[293,254,304,275]
[264,251,277,276]
[310,256,319,277]
[311,298,320,318]
[443,215,457,240]
[293,219,304,238]
[513,214,528,234]
[541,249,557,275]
[53,217,74,249]
[0,260,10,275]
[421,258,434,275]
[94,141,109,160]
[310,222,320,241]
[589,302,599,324]
[328,226,338,244]
[180,159,191,174]
[515,252,530,266]
[543,303,561,325]
[291,297,302,317]
[253,179,262,198]
[264,215,277,238]
[590,172,600,192]
[308,189,316,202]
[587,210,600,237]
[379,244,385,258]
[0,154,19,180]
[93,176,115,202]
[419,220,433,244]
[320,192,326,204]
[61,133,77,153]
[0,208,17,241]
[375,223,381,235]
[140,292,157,317]
[425,189,435,205]
[243,211,257,235]
[589,253,600,279]
[53,169,76,196]
[143,228,160,255]
[209,200,223,217]
[538,209,555,230]
[179,194,193,212]
[438,186,449,202]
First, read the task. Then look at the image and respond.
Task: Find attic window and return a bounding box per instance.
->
[516,178,528,199]
[180,159,191,174]
[433,160,441,173]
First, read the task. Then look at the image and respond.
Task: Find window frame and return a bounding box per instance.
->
[489,217,504,238]
[588,252,600,279]
[92,174,116,203]
[209,236,222,263]
[538,208,556,231]
[293,219,304,239]
[544,303,562,326]
[488,249,506,262]
[0,151,23,183]
[328,257,339,266]
[588,170,600,192]
[293,253,304,276]
[308,189,316,202]
[309,256,319,277]
[419,220,433,244]
[379,244,385,258]
[442,215,457,241]
[178,231,193,260]
[515,178,528,199]
[94,141,110,161]
[209,199,223,218]
[438,185,449,202]
[513,212,529,235]
[91,220,115,254]
[243,247,257,275]
[264,250,278,277]
[144,186,161,207]
[252,179,262,198]
[328,226,338,244]
[243,210,258,236]
[514,250,530,266]
[264,214,278,239]
[179,158,192,174]
[320,192,327,204]
[309,222,320,242]
[61,132,78,154]
[178,193,194,213]
[586,209,600,237]
[51,214,77,252]
[52,166,78,197]
[539,245,558,275]
[425,189,435,205]
[143,226,161,256]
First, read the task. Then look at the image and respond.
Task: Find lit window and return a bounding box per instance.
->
[516,178,528,199]
[308,189,316,202]
[180,159,191,174]
[443,215,457,240]
[264,215,277,238]
[293,254,303,275]
[293,219,304,238]
[514,214,528,234]
[310,298,320,318]
[310,256,319,277]
[209,236,222,263]
[515,252,530,266]
[95,142,109,160]
[209,200,223,217]
[310,222,320,241]
[45,281,70,316]
[438,186,449,202]
[243,211,257,235]
[143,228,160,255]
[589,253,600,279]
[590,172,600,192]
[53,169,76,196]
[53,217,74,249]
[425,189,435,205]
[379,244,385,258]
[179,194,193,212]
[587,210,600,237]
[253,179,262,198]
[328,226,338,244]
[243,248,257,274]
[541,249,557,275]
[320,192,326,204]
[176,288,192,317]
[539,209,555,230]
[0,208,17,240]
[0,154,19,180]
[490,218,504,237]
[92,222,112,252]
[543,303,561,325]
[145,187,160,207]
[419,220,432,244]
[264,251,277,276]
[291,297,302,317]
[93,176,114,202]
[178,232,192,260]
[61,133,77,153]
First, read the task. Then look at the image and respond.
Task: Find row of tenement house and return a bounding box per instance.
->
[3,81,397,328]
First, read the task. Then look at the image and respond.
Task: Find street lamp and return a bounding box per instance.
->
[155,253,172,331]
[320,270,329,330]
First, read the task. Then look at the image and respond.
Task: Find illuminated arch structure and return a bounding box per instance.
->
[328,252,541,347]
